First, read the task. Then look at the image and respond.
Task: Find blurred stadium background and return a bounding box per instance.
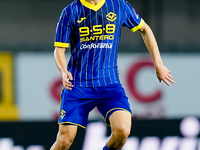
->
[0,0,200,150]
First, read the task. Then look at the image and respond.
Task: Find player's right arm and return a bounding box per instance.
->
[54,7,74,90]
[54,47,73,90]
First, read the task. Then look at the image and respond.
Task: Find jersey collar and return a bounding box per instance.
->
[80,0,105,11]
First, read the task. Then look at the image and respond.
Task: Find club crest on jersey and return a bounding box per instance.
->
[60,109,66,119]
[106,12,117,22]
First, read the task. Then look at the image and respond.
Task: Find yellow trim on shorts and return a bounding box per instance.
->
[58,92,86,129]
[58,122,86,129]
[131,19,144,32]
[54,42,69,48]
[80,0,105,11]
[105,108,132,126]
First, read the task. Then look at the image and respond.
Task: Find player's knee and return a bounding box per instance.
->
[113,123,131,140]
[60,139,72,149]
[57,133,74,149]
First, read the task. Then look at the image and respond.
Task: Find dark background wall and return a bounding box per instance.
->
[0,0,200,53]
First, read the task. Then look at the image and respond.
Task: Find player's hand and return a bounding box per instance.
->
[156,65,175,86]
[62,71,74,90]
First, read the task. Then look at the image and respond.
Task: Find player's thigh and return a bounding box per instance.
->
[109,110,132,134]
[57,124,78,142]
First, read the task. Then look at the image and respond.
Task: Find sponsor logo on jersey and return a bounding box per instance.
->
[80,34,114,42]
[80,43,113,49]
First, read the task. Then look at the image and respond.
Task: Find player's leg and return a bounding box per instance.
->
[51,86,98,150]
[50,124,77,150]
[104,110,132,150]
[96,84,132,150]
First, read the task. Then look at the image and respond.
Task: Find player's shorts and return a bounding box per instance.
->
[58,83,132,129]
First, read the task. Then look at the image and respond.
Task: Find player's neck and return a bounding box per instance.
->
[85,0,101,6]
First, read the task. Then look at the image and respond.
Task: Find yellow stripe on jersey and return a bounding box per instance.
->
[131,19,144,32]
[80,0,105,11]
[54,42,69,48]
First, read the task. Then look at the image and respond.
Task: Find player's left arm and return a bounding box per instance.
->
[139,21,175,86]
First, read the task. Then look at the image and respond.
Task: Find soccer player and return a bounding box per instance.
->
[50,0,175,149]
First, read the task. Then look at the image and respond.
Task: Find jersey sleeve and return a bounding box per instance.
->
[54,8,72,48]
[123,1,144,32]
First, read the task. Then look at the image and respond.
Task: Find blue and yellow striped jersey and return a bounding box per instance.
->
[55,0,144,87]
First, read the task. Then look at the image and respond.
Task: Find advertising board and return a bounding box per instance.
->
[14,53,200,120]
[0,52,19,120]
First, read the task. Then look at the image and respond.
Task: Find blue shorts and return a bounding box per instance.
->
[58,83,132,128]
